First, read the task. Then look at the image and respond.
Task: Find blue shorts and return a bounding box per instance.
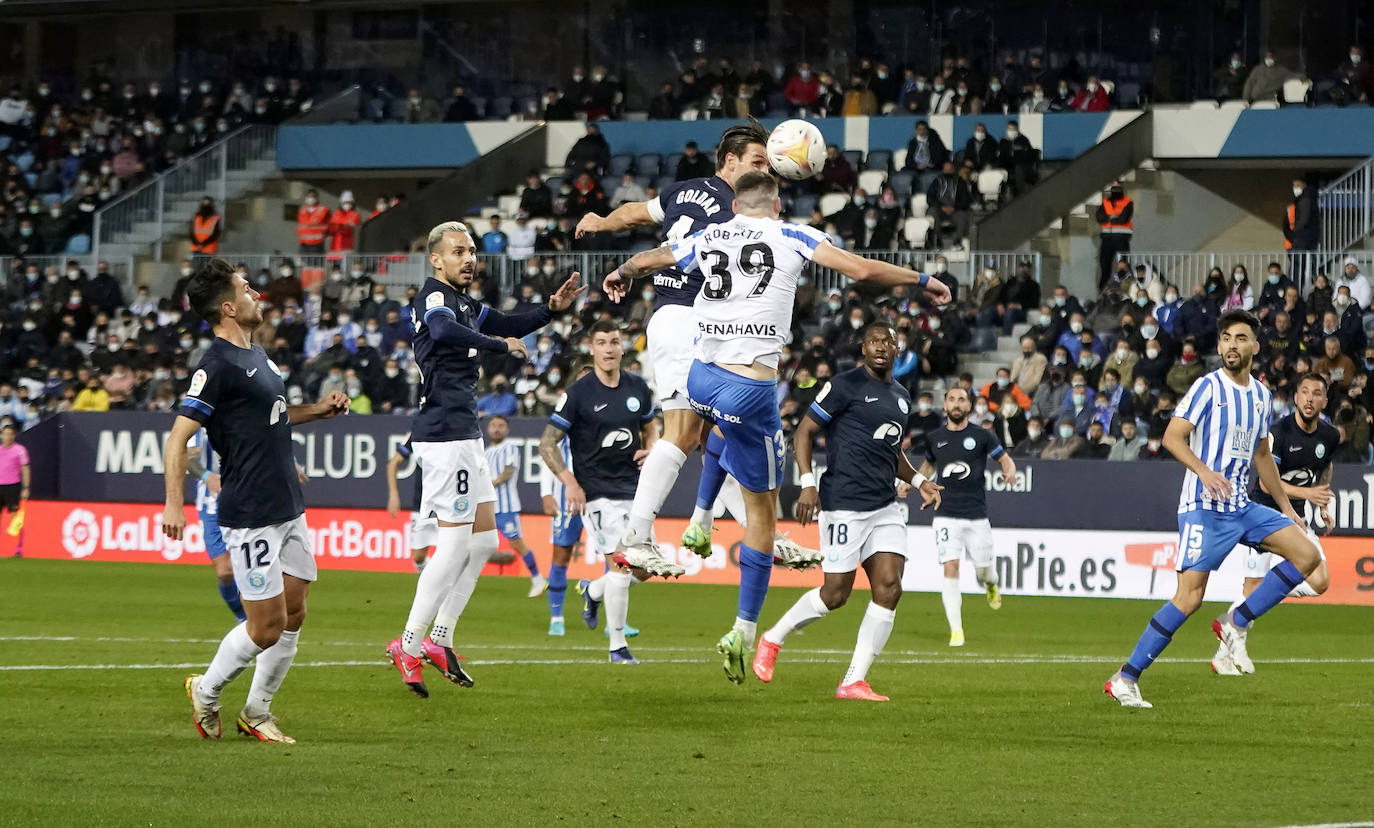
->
[551,513,583,548]
[496,512,523,540]
[686,360,784,493]
[200,510,227,560]
[1176,503,1296,572]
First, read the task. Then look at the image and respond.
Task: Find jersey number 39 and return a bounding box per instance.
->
[701,243,775,300]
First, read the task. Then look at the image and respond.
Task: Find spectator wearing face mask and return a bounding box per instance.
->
[991,391,1029,449]
[1047,81,1075,112]
[1029,366,1069,422]
[1285,179,1320,279]
[962,124,998,171]
[327,191,361,252]
[1213,53,1247,100]
[783,62,821,111]
[978,367,1030,414]
[1070,76,1110,111]
[1244,51,1295,104]
[1056,313,1091,363]
[997,122,1039,196]
[1222,265,1254,311]
[1012,417,1049,458]
[72,375,110,411]
[1336,288,1369,353]
[1335,256,1372,312]
[1020,84,1050,114]
[1330,45,1372,106]
[903,122,949,193]
[1176,284,1219,353]
[1060,378,1097,435]
[926,161,972,248]
[373,359,409,412]
[1138,423,1170,460]
[296,189,330,254]
[1011,335,1048,394]
[1257,262,1292,319]
[927,256,959,306]
[1166,341,1205,396]
[1108,418,1145,461]
[477,376,518,418]
[1101,334,1139,389]
[928,77,955,114]
[1041,416,1089,459]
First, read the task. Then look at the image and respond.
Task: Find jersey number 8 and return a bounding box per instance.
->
[702,243,775,300]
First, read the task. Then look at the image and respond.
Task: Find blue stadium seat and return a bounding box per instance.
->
[890,170,915,201]
[23,172,36,189]
[544,176,564,192]
[665,153,684,176]
[634,175,652,190]
[609,154,634,177]
[843,150,863,172]
[792,194,818,217]
[0,135,10,152]
[16,152,34,172]
[600,175,620,196]
[65,234,91,255]
[655,175,675,192]
[636,153,662,178]
[864,150,892,171]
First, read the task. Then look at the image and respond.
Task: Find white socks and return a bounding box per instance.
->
[690,504,714,531]
[717,476,749,528]
[624,442,687,545]
[843,603,895,686]
[198,622,264,709]
[431,530,497,647]
[402,524,471,657]
[244,628,299,718]
[604,570,632,650]
[941,576,963,634]
[975,566,998,587]
[763,587,830,646]
[587,574,607,602]
[732,617,758,649]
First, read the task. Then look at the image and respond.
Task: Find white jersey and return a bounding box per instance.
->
[187,428,220,516]
[484,440,522,513]
[1174,369,1273,514]
[669,214,828,369]
[538,436,574,512]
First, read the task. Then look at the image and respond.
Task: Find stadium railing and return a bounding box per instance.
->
[1320,155,1374,255]
[92,124,278,263]
[1123,250,1359,294]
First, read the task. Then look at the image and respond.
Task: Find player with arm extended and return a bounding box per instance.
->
[919,386,1017,647]
[1105,310,1322,708]
[577,122,775,573]
[603,171,951,683]
[753,323,943,701]
[185,427,246,621]
[385,221,583,698]
[485,415,547,598]
[162,259,349,743]
[1210,371,1336,675]
[385,435,435,574]
[538,321,659,663]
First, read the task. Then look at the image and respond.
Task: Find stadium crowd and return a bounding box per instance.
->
[3,241,1373,468]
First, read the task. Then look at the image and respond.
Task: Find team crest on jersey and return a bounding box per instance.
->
[963,436,976,450]
[187,369,207,398]
[267,360,282,377]
[626,397,641,413]
[898,398,909,414]
[247,571,267,590]
[425,291,445,310]
[454,496,471,516]
[1315,443,1326,459]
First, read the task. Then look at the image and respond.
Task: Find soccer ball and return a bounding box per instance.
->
[766,119,826,180]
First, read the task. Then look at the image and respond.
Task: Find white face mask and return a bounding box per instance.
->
[917,401,932,413]
[1164,292,1178,304]
[1141,324,1158,339]
[849,317,863,330]
[1146,348,1160,360]
[180,267,192,277]
[1069,321,1083,334]
[1293,187,1304,198]
[1086,82,1098,92]
[1059,425,1075,439]
[1006,130,1018,139]
[1353,54,1363,64]
[929,318,941,332]
[1026,428,1042,440]
[974,130,986,140]
[1265,57,1275,67]
[1134,383,1148,396]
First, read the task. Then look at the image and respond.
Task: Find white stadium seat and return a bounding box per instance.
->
[857,170,887,195]
[818,192,849,217]
[909,193,928,218]
[892,147,907,171]
[1282,78,1312,105]
[977,168,1007,203]
[903,217,932,248]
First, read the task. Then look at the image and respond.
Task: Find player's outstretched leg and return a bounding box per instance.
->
[941,561,964,647]
[1215,526,1320,670]
[754,587,831,682]
[684,429,731,557]
[604,568,639,664]
[389,523,473,696]
[190,620,269,736]
[547,557,569,636]
[1106,597,1191,709]
[836,553,903,702]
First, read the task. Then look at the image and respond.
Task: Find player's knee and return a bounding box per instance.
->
[1294,537,1321,575]
[871,579,903,609]
[247,615,284,648]
[216,573,235,586]
[1308,562,1330,594]
[411,549,428,564]
[818,584,849,611]
[1172,592,1203,616]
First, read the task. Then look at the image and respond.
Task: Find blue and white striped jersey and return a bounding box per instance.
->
[538,436,573,514]
[186,427,221,516]
[484,440,522,513]
[1174,369,1273,514]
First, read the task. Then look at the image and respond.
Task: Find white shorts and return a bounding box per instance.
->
[411,439,497,523]
[409,512,437,550]
[1240,529,1326,580]
[821,503,908,574]
[582,497,632,559]
[647,304,695,411]
[221,515,316,602]
[933,516,994,567]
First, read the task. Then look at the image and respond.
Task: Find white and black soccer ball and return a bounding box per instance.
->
[766,119,826,180]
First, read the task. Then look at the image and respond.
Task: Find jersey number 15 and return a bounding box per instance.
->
[702,243,775,300]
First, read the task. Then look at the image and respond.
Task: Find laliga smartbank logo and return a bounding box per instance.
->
[61,506,197,561]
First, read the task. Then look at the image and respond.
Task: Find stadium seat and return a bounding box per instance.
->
[792,194,818,217]
[608,154,634,177]
[634,175,652,190]
[857,170,887,195]
[544,176,564,192]
[0,135,9,152]
[600,175,620,197]
[665,153,684,175]
[977,168,1008,204]
[1249,99,1279,110]
[842,150,863,172]
[909,193,929,218]
[65,234,91,255]
[1281,78,1312,106]
[890,170,915,201]
[1100,79,1116,97]
[818,192,849,217]
[655,175,675,193]
[41,193,62,208]
[16,152,34,172]
[680,107,700,120]
[864,150,892,171]
[1188,100,1219,109]
[892,147,907,171]
[903,217,932,249]
[636,153,662,178]
[497,194,522,216]
[487,97,513,119]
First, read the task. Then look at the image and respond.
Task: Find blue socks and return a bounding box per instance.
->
[521,550,539,577]
[547,563,568,618]
[218,579,246,622]
[1235,560,1303,628]
[736,543,773,622]
[1122,602,1187,681]
[695,430,730,511]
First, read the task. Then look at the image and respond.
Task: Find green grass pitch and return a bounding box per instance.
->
[1,558,1370,827]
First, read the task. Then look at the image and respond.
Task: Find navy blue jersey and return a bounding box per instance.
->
[646,175,735,308]
[924,424,1006,520]
[409,276,550,442]
[396,438,422,512]
[549,370,655,501]
[806,367,912,512]
[1251,414,1341,513]
[179,339,304,529]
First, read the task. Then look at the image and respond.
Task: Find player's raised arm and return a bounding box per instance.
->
[604,247,678,303]
[289,390,351,424]
[480,272,586,336]
[577,200,658,238]
[810,242,953,304]
[161,415,202,541]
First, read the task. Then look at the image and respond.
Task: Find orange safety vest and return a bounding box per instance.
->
[297,204,331,246]
[191,214,220,253]
[1100,196,1133,232]
[1284,203,1296,250]
[328,208,362,252]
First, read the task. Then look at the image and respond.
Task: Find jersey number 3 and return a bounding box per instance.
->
[702,243,775,300]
